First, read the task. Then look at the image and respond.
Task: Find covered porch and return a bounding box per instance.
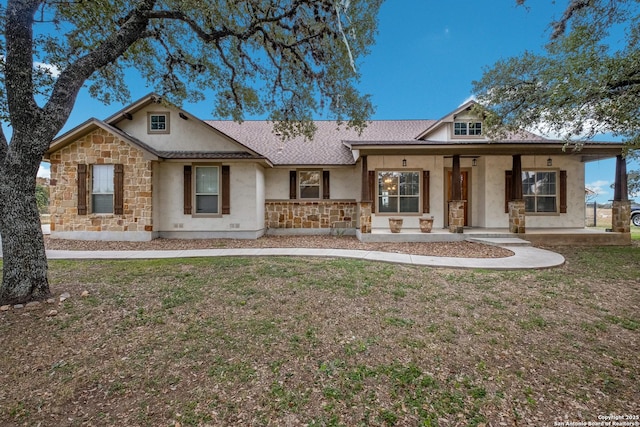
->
[350,139,631,246]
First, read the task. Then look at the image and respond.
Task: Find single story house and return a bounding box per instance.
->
[44,94,631,245]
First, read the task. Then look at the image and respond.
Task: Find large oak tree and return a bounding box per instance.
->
[0,0,382,304]
[473,0,640,151]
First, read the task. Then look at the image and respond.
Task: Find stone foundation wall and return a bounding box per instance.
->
[49,128,153,236]
[508,200,526,233]
[448,200,465,233]
[265,201,357,229]
[611,200,631,233]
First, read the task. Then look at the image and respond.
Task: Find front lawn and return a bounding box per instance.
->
[1,246,638,426]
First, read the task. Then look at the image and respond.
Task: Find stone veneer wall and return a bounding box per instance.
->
[508,200,526,234]
[265,201,357,229]
[49,129,153,236]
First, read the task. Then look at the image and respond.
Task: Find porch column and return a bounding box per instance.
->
[509,154,526,233]
[612,155,630,233]
[361,155,369,201]
[448,155,464,233]
[358,156,372,234]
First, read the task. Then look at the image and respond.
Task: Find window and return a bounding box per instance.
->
[454,121,482,136]
[454,122,467,136]
[92,164,114,213]
[148,112,170,134]
[468,122,482,135]
[299,171,321,199]
[377,171,420,213]
[522,171,557,213]
[195,166,219,214]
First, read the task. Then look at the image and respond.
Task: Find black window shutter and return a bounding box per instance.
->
[222,165,230,214]
[114,164,124,215]
[184,165,192,214]
[77,164,87,215]
[368,171,376,213]
[322,171,330,199]
[422,170,430,213]
[289,171,297,199]
[559,170,567,213]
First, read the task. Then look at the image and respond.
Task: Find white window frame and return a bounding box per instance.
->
[298,170,322,199]
[522,170,558,214]
[91,164,114,214]
[453,121,482,137]
[148,112,170,134]
[377,170,421,214]
[194,165,220,215]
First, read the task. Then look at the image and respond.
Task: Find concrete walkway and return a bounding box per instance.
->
[43,238,565,270]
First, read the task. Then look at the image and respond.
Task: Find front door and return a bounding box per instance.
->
[447,170,469,226]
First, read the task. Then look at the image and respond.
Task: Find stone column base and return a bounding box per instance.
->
[509,200,526,233]
[612,200,631,233]
[358,202,372,234]
[448,200,465,233]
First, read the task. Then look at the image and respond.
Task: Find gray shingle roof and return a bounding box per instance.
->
[206,120,436,166]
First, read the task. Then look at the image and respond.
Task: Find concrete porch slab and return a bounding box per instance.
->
[358,227,631,246]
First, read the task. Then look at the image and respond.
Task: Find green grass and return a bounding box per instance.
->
[0,246,638,425]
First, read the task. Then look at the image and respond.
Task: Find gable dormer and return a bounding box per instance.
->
[416,100,486,142]
[452,109,483,138]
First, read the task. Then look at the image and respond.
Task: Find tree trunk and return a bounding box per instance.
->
[0,169,50,305]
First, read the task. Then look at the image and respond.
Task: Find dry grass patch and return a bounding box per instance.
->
[0,247,638,426]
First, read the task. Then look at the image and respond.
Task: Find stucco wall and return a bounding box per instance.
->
[155,162,265,236]
[48,128,153,241]
[481,155,586,228]
[264,167,359,200]
[116,104,241,152]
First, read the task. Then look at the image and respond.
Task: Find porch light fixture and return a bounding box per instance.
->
[402,158,407,167]
[472,158,477,167]
[547,157,553,167]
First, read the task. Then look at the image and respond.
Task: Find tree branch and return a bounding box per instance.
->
[551,0,590,39]
[41,0,157,138]
[144,0,312,44]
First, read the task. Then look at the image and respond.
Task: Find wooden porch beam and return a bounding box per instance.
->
[613,155,628,201]
[511,154,523,200]
[361,155,370,201]
[452,154,462,200]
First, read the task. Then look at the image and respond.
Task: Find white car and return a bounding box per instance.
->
[632,203,640,227]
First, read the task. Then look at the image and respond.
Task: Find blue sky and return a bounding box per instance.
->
[32,1,636,202]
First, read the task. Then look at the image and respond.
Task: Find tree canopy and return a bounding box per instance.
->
[0,0,382,304]
[473,0,640,152]
[1,0,381,141]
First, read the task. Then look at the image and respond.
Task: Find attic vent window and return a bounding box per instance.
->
[148,112,170,134]
[454,121,482,136]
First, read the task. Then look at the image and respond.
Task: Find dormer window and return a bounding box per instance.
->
[148,112,170,134]
[454,121,482,136]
